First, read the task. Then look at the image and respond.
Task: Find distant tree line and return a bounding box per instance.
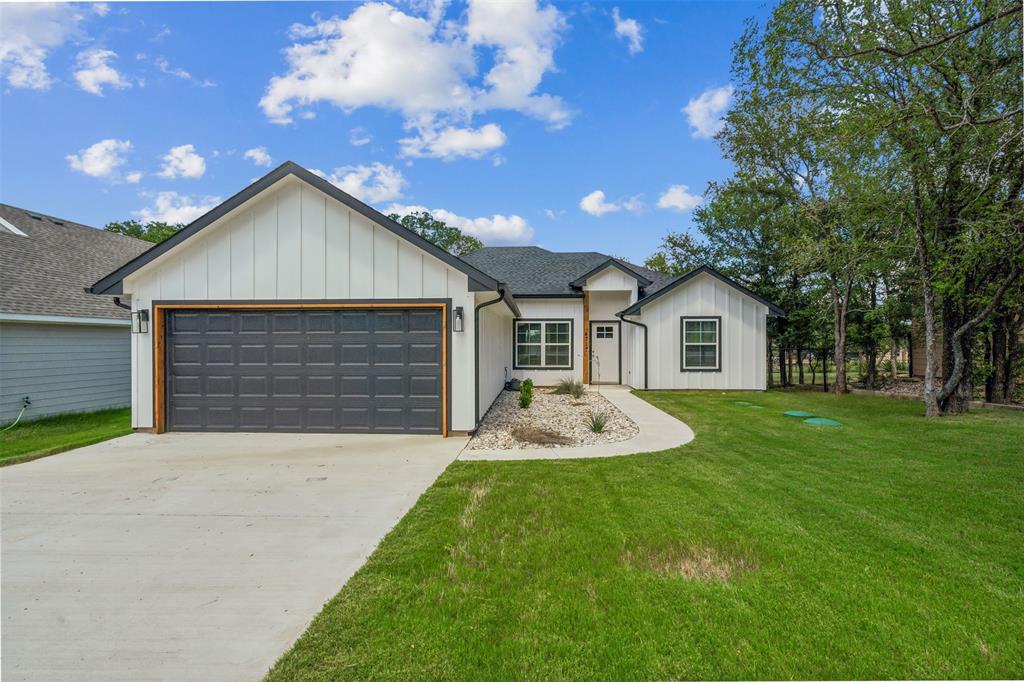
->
[645,0,1022,416]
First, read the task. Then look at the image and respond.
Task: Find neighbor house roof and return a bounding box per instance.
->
[461,246,671,297]
[89,161,505,296]
[0,204,150,320]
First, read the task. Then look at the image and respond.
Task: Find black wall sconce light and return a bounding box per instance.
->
[131,309,149,334]
[453,306,465,332]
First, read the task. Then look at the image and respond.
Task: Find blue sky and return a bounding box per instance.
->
[0,1,771,264]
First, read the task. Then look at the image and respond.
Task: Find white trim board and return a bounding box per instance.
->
[0,313,130,327]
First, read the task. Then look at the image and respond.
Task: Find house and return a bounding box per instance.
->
[88,162,782,435]
[0,204,150,423]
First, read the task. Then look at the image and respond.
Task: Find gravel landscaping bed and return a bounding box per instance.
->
[468,387,639,450]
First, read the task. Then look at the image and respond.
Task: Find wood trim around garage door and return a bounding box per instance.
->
[152,300,451,436]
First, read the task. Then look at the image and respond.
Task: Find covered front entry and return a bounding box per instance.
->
[162,305,446,433]
[589,320,621,384]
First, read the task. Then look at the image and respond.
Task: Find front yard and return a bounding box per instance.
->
[267,391,1023,680]
[0,408,132,467]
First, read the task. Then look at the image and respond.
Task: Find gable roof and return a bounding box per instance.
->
[569,258,653,288]
[619,264,785,317]
[461,246,669,297]
[88,161,504,295]
[0,204,150,320]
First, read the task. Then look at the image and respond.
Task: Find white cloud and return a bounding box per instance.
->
[349,127,372,146]
[386,203,533,245]
[243,147,273,167]
[579,189,643,216]
[92,4,110,18]
[612,7,643,55]
[155,56,215,87]
[260,1,570,157]
[135,192,221,224]
[125,170,142,184]
[66,138,132,179]
[399,123,506,160]
[73,48,131,95]
[683,84,733,139]
[312,163,406,204]
[157,144,206,179]
[580,190,619,216]
[657,184,703,211]
[0,3,85,90]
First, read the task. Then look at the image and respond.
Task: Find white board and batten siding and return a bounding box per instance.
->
[510,298,585,385]
[476,297,513,419]
[0,322,131,422]
[122,177,478,431]
[632,272,768,390]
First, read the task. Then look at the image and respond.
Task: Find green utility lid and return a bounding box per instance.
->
[804,417,842,427]
[784,410,815,418]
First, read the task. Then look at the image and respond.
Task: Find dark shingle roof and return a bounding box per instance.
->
[461,246,672,297]
[0,204,150,320]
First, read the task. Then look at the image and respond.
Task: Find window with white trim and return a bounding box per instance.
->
[681,317,720,370]
[515,320,572,368]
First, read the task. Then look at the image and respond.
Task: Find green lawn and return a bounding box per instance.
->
[0,407,132,466]
[267,391,1024,680]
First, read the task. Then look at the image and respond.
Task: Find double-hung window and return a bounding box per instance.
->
[681,317,720,371]
[515,320,572,368]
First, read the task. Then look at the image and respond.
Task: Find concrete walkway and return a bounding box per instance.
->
[460,387,694,461]
[1,431,466,682]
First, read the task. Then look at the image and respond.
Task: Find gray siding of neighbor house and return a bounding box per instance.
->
[0,322,132,423]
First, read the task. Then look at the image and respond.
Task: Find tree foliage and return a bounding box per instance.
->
[646,0,1023,413]
[388,211,484,256]
[105,220,183,244]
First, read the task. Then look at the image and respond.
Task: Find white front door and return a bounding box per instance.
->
[590,321,620,384]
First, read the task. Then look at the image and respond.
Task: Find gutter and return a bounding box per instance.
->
[474,287,509,429]
[617,311,648,390]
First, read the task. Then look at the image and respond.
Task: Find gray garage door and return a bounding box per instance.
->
[165,308,443,433]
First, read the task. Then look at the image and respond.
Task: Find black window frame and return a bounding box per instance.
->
[680,316,722,372]
[513,318,574,370]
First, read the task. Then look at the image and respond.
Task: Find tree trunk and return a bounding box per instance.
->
[987,316,1006,403]
[767,338,774,389]
[779,346,788,388]
[797,348,805,384]
[1005,312,1023,402]
[831,274,851,395]
[934,268,1021,414]
[890,335,900,379]
[913,191,942,416]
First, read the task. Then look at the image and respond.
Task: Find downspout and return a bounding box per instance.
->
[617,311,648,390]
[113,297,131,311]
[474,288,508,429]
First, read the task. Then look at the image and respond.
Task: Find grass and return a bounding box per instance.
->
[266,391,1024,680]
[0,407,132,466]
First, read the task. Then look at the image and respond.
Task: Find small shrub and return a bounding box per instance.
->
[588,412,607,433]
[554,377,585,399]
[519,380,533,409]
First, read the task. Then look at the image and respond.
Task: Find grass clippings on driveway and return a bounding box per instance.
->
[0,407,132,466]
[267,391,1024,680]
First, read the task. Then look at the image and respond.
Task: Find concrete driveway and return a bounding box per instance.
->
[1,431,465,682]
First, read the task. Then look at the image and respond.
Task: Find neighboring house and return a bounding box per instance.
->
[0,205,150,423]
[88,162,782,436]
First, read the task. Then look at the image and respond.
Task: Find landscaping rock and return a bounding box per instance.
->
[468,387,639,450]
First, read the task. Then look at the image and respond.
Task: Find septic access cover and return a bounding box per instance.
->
[784,410,815,418]
[804,417,841,427]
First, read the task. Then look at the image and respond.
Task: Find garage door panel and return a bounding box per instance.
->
[373,344,405,365]
[166,308,443,433]
[206,344,235,365]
